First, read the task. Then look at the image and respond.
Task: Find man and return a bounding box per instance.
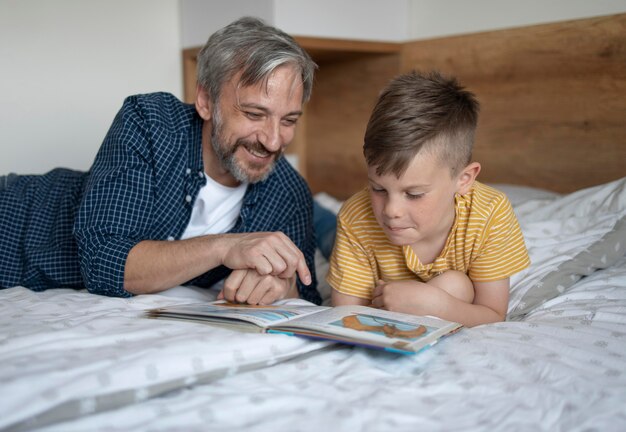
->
[0,17,321,305]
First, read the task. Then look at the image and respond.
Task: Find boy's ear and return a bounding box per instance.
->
[195,84,213,121]
[456,162,481,195]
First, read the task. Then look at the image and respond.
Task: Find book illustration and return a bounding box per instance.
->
[210,309,298,322]
[336,314,428,341]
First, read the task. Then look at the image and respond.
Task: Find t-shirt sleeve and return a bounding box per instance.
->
[468,197,530,282]
[327,208,377,300]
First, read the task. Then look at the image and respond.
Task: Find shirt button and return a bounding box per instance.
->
[185,194,192,203]
[185,168,191,175]
[167,236,175,241]
[198,171,204,178]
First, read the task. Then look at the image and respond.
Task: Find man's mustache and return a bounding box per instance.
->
[232,138,282,159]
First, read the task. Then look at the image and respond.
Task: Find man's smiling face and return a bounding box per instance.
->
[208,64,304,184]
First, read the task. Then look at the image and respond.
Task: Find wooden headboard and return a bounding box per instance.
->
[401,13,626,195]
[183,13,626,199]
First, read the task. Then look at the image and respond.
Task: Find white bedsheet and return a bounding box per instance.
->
[1,178,625,431]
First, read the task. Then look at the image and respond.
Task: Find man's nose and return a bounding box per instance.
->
[259,120,282,152]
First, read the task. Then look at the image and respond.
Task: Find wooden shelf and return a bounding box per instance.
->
[182,37,401,102]
[294,36,401,63]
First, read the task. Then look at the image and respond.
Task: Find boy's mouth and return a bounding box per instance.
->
[385,224,409,232]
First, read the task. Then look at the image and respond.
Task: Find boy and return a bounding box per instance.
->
[328,71,530,327]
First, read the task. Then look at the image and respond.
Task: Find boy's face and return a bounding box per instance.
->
[368,150,463,250]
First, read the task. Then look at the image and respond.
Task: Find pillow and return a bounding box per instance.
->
[314,249,333,306]
[313,192,343,214]
[313,200,337,261]
[488,183,561,207]
[507,177,626,320]
[313,193,343,306]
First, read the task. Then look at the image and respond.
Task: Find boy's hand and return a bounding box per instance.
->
[218,269,297,305]
[371,279,444,317]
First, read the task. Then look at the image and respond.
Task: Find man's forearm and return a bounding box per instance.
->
[124,235,227,294]
[124,230,312,295]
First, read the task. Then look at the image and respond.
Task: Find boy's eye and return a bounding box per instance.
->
[370,186,385,194]
[406,192,424,200]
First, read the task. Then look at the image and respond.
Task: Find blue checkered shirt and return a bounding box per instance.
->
[0,93,320,304]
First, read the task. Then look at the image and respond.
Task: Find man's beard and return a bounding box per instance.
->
[210,109,283,184]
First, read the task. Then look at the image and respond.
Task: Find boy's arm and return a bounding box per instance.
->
[332,288,370,306]
[436,278,509,326]
[371,277,509,327]
[430,274,509,325]
[470,278,509,322]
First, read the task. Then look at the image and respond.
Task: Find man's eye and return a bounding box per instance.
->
[406,193,424,200]
[282,118,298,126]
[245,112,262,119]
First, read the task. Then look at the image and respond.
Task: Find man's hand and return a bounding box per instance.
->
[220,232,311,285]
[125,231,310,295]
[218,269,297,305]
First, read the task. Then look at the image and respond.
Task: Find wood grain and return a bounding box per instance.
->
[401,14,626,193]
[181,14,626,196]
[305,52,400,198]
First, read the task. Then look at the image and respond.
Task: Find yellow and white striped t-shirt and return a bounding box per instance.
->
[327,181,530,300]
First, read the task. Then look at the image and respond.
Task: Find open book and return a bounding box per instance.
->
[146,301,462,355]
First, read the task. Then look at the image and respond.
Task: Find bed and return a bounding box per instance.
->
[2,14,626,432]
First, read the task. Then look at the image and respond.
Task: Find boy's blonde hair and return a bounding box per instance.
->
[363,70,479,177]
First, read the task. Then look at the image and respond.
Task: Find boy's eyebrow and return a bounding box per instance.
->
[404,183,431,188]
[367,177,430,188]
[239,102,302,117]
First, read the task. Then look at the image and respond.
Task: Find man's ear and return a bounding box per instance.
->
[456,162,481,195]
[195,84,213,121]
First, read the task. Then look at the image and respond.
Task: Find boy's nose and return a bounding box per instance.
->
[383,198,403,218]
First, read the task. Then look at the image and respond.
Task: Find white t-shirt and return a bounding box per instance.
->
[181,174,248,240]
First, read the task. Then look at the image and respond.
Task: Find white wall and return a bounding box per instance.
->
[4,0,626,174]
[181,0,274,48]
[0,0,182,175]
[181,0,626,45]
[273,0,410,42]
[408,0,626,40]
[180,0,410,48]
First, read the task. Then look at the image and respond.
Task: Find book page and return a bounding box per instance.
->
[269,305,461,353]
[148,301,328,328]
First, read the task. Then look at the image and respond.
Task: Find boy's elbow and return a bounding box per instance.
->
[331,288,370,307]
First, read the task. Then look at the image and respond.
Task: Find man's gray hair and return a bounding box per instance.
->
[197,17,317,104]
